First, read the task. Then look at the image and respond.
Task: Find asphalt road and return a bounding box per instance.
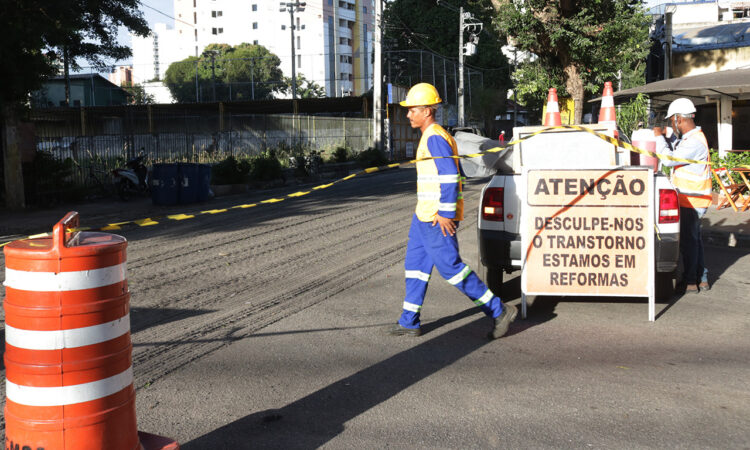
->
[1,168,749,448]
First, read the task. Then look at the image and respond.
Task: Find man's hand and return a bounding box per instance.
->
[433,215,456,236]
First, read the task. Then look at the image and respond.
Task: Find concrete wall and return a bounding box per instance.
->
[673,46,750,77]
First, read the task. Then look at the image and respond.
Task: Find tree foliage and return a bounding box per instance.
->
[280,74,326,99]
[384,0,511,90]
[494,0,650,123]
[0,0,149,106]
[123,83,155,105]
[164,43,284,103]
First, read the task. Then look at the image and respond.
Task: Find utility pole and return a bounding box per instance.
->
[458,8,464,126]
[209,51,217,102]
[457,7,481,127]
[373,0,383,151]
[281,1,306,100]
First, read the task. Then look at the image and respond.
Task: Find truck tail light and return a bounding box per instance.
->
[482,187,504,221]
[659,189,680,224]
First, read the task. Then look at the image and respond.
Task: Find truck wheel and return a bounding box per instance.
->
[655,270,674,301]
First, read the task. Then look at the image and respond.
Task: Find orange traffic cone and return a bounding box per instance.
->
[543,88,562,126]
[598,81,617,128]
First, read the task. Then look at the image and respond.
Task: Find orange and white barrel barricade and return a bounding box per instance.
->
[3,212,178,450]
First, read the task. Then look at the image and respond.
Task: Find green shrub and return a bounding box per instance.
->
[23,151,76,204]
[211,156,249,184]
[356,147,388,169]
[330,146,349,163]
[250,151,283,181]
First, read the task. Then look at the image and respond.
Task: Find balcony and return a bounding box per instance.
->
[337,43,352,54]
[340,62,353,73]
[338,7,356,22]
[338,27,352,39]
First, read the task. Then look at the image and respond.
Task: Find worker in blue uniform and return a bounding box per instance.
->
[388,83,517,339]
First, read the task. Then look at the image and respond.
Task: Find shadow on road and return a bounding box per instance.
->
[182,310,545,449]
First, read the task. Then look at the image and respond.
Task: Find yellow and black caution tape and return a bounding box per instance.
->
[2,125,747,248]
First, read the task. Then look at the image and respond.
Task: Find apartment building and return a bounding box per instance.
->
[133,0,374,98]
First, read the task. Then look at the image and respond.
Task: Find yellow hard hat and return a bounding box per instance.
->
[400,83,442,107]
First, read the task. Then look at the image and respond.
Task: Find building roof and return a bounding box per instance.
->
[591,68,750,106]
[673,21,750,52]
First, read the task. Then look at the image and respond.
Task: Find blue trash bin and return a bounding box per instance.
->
[151,163,179,205]
[197,164,211,202]
[178,163,199,204]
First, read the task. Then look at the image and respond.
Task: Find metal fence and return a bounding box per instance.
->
[26,106,373,204]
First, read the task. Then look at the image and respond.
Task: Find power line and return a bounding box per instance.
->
[140,2,195,29]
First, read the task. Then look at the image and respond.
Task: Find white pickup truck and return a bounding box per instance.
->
[457,125,680,301]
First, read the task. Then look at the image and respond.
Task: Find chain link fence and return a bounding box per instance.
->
[26,105,373,204]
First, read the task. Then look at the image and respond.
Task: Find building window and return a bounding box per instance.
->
[194,29,198,41]
[212,27,223,35]
[252,4,257,11]
[297,36,300,49]
[211,10,223,17]
[253,40,258,45]
[253,22,258,29]
[363,7,367,14]
[328,0,332,4]
[193,0,196,7]
[298,55,301,67]
[194,12,197,23]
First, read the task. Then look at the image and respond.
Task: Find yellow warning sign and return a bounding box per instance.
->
[523,168,652,297]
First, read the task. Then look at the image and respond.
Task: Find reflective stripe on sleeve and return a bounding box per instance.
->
[447,265,472,285]
[5,314,131,351]
[473,289,494,306]
[405,270,430,282]
[6,366,133,407]
[402,301,422,313]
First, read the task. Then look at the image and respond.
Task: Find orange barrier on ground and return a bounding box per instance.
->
[3,212,179,450]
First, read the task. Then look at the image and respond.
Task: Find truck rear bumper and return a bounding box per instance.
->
[478,229,521,270]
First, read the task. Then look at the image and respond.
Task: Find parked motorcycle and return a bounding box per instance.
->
[112,154,150,200]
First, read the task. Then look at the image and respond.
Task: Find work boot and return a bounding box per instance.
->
[388,323,422,337]
[489,304,518,340]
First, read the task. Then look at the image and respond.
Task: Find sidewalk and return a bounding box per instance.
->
[1,193,749,248]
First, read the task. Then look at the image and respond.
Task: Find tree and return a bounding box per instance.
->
[0,0,149,106]
[123,83,155,105]
[164,43,284,102]
[0,0,148,208]
[385,0,510,89]
[280,74,326,99]
[493,0,651,124]
[384,0,512,124]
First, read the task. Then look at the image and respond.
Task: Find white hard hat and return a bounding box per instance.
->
[666,98,696,119]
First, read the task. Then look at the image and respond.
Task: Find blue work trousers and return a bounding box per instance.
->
[679,207,708,284]
[399,214,504,328]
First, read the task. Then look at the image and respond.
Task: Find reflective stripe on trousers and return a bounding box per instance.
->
[399,214,503,328]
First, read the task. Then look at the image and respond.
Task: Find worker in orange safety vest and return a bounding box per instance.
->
[659,98,711,294]
[388,83,517,339]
